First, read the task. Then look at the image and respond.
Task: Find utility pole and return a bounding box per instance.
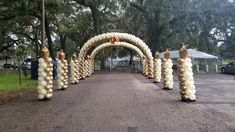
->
[41,0,45,46]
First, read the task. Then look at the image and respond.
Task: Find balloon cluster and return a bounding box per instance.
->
[85,59,89,77]
[148,57,154,78]
[153,52,162,83]
[79,57,86,79]
[57,50,68,90]
[78,32,153,79]
[37,45,53,100]
[141,57,148,76]
[86,56,92,77]
[70,54,79,84]
[177,45,196,102]
[162,49,174,90]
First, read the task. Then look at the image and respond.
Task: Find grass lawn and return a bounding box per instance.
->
[0,69,37,92]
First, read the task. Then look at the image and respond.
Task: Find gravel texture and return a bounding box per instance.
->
[0,72,234,132]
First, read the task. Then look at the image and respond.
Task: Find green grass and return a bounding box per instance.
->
[0,69,36,92]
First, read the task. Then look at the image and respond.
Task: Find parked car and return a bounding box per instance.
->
[3,63,18,69]
[221,62,235,74]
[21,58,32,70]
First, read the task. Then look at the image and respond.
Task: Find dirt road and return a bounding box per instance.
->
[0,72,234,132]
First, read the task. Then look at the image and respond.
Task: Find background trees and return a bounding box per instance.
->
[0,0,235,60]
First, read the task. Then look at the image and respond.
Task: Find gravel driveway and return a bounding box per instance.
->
[0,72,234,132]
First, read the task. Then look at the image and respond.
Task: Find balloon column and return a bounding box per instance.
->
[177,45,196,102]
[70,53,79,84]
[85,59,89,77]
[162,49,174,90]
[37,45,53,100]
[153,51,161,83]
[148,57,154,78]
[142,56,148,76]
[57,50,68,90]
[87,55,92,77]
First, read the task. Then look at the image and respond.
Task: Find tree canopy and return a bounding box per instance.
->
[0,0,235,60]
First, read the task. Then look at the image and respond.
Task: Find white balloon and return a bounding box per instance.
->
[186,90,191,95]
[49,80,53,85]
[49,89,53,93]
[58,86,62,89]
[41,63,47,68]
[38,89,46,95]
[41,72,47,77]
[189,94,196,100]
[190,89,196,94]
[48,58,52,62]
[186,58,191,63]
[38,77,44,82]
[39,58,45,63]
[37,85,44,91]
[60,82,64,87]
[48,94,53,98]
[38,94,44,99]
[58,61,62,66]
[48,64,52,68]
[38,63,43,68]
[45,94,50,98]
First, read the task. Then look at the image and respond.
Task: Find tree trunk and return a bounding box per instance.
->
[60,34,67,52]
[146,11,162,51]
[34,27,39,58]
[100,51,106,70]
[90,5,101,34]
[35,41,39,58]
[129,50,133,65]
[45,15,55,59]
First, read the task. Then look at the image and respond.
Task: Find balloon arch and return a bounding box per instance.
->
[78,32,153,79]
[85,42,146,77]
[37,32,196,102]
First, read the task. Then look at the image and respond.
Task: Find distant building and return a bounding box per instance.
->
[160,49,219,65]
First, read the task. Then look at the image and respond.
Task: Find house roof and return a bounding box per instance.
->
[160,49,218,59]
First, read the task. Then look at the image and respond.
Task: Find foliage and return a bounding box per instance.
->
[0,0,235,60]
[0,69,36,91]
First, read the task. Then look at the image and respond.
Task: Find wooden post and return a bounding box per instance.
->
[18,59,22,85]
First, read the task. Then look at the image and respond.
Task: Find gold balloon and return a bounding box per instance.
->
[49,80,53,85]
[180,69,185,73]
[180,83,185,87]
[179,43,188,59]
[183,95,189,99]
[164,49,171,60]
[58,50,65,60]
[46,85,51,89]
[181,91,186,95]
[46,68,51,72]
[181,77,186,82]
[41,44,49,59]
[154,51,160,59]
[45,76,50,81]
[181,86,187,90]
[49,72,53,76]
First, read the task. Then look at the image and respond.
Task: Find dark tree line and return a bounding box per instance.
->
[0,0,235,60]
